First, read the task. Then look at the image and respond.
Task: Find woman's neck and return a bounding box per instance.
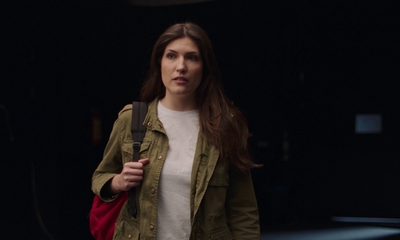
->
[160,95,198,111]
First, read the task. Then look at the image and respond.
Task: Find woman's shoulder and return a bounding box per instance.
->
[115,104,132,132]
[118,104,133,117]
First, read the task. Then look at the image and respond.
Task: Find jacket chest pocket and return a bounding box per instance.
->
[208,161,229,187]
[122,138,152,163]
[203,165,229,216]
[206,173,229,199]
[208,173,229,187]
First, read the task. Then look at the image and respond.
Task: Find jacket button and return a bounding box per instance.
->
[147,122,152,127]
[158,155,163,160]
[127,234,131,238]
[149,224,155,230]
[151,188,156,194]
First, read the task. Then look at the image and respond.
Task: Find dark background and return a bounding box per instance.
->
[1,0,399,239]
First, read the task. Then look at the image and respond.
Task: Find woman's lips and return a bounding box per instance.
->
[173,76,188,83]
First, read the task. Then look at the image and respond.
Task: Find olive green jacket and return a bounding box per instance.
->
[92,100,260,240]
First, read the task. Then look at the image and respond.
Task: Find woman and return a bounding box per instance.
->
[92,22,260,240]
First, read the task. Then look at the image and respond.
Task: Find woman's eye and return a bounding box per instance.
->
[187,55,199,61]
[166,53,176,59]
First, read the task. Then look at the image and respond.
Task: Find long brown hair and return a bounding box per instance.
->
[141,22,258,174]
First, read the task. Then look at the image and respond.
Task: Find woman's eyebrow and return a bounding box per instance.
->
[165,49,199,55]
[185,51,200,55]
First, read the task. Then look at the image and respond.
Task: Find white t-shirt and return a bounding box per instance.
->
[156,101,199,240]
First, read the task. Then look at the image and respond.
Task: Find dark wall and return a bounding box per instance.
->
[1,0,399,239]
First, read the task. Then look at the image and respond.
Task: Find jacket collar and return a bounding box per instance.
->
[143,98,165,134]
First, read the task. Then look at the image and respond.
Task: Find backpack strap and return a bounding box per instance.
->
[131,102,148,162]
[129,101,148,218]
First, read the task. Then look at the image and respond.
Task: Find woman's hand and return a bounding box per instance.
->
[110,158,150,194]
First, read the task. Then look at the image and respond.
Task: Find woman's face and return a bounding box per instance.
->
[161,37,203,101]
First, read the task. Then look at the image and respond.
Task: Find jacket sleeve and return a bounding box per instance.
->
[91,105,132,201]
[226,170,261,239]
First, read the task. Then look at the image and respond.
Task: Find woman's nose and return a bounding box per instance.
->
[176,58,187,73]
